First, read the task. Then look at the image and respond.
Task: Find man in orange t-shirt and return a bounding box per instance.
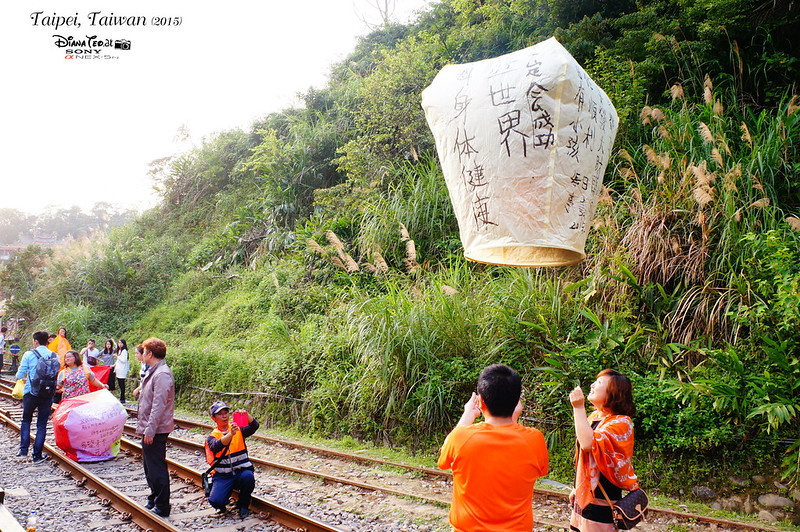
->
[438,364,549,531]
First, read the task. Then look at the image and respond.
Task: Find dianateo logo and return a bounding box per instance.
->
[53,34,132,59]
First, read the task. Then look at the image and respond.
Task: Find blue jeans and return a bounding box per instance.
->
[20,393,53,457]
[208,469,255,511]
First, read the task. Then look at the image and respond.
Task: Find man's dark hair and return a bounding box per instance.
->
[477,364,522,418]
[33,331,49,346]
[1,327,7,333]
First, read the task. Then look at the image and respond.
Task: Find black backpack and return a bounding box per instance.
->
[31,350,60,397]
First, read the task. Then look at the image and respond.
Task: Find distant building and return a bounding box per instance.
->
[0,246,20,265]
[0,234,59,265]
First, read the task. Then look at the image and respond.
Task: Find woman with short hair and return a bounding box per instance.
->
[568,369,639,531]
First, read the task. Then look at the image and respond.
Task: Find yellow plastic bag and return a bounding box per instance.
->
[12,379,24,399]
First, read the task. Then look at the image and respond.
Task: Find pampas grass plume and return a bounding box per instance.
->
[306,238,325,255]
[374,252,389,273]
[399,222,410,242]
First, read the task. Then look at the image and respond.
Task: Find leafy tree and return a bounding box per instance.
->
[0,209,26,244]
[0,246,52,322]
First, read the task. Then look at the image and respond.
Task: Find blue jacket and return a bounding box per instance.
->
[16,345,56,396]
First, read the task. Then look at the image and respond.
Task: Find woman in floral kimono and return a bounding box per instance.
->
[569,369,638,531]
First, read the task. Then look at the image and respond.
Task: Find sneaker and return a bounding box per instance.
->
[145,501,155,510]
[238,507,250,519]
[151,506,170,518]
[214,507,227,516]
[17,451,27,457]
[32,454,49,464]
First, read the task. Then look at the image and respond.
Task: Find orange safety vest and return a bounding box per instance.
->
[205,426,247,466]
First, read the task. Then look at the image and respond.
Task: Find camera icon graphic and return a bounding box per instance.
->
[114,39,131,50]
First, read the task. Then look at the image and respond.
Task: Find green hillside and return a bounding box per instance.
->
[2,0,799,502]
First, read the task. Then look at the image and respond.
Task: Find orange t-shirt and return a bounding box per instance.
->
[437,422,549,532]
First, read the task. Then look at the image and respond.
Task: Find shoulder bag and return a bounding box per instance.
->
[201,441,231,498]
[598,483,649,530]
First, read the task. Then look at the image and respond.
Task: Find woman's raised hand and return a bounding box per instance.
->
[569,386,585,408]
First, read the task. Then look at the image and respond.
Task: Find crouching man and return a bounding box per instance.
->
[438,364,549,531]
[206,401,259,519]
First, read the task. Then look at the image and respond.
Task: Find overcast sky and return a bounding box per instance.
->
[0,0,428,214]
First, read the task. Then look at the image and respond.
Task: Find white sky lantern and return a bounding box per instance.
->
[421,37,619,267]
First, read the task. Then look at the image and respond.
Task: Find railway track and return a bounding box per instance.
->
[0,375,789,531]
[0,392,342,531]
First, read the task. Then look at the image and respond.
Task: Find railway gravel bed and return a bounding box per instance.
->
[0,396,446,531]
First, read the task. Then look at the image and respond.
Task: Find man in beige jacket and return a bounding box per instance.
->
[136,337,175,518]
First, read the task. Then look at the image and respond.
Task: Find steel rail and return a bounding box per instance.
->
[121,424,451,505]
[119,435,344,532]
[0,408,180,532]
[0,399,343,532]
[125,406,449,480]
[528,486,784,532]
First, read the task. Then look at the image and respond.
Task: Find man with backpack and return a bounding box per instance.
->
[16,330,60,463]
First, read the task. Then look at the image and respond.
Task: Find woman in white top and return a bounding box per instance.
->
[115,338,130,403]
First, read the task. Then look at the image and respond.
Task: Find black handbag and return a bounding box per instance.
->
[201,469,213,497]
[598,483,649,530]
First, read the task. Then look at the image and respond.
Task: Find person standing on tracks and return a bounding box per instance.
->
[53,327,72,364]
[437,364,549,531]
[569,369,639,531]
[0,326,6,373]
[131,344,148,401]
[56,350,107,400]
[16,330,60,463]
[80,338,100,367]
[205,401,259,519]
[101,339,117,392]
[114,338,130,403]
[136,337,175,518]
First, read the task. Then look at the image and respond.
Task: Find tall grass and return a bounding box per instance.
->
[612,72,799,345]
[357,157,460,268]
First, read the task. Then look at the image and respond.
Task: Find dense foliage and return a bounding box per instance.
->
[2,0,799,498]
